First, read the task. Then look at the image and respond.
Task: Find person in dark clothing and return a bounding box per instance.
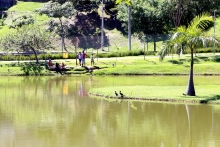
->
[55,62,62,75]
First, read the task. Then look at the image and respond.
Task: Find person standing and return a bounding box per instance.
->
[81,51,86,67]
[90,53,95,66]
[78,52,82,66]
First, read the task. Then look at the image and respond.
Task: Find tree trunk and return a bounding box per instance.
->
[153,34,156,52]
[128,6,131,51]
[186,50,196,96]
[75,46,78,66]
[30,46,39,63]
[59,18,67,52]
[61,36,67,52]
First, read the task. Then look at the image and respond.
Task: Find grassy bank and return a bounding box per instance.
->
[0,53,220,76]
[89,85,220,104]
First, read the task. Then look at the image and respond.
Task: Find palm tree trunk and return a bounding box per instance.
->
[186,50,196,96]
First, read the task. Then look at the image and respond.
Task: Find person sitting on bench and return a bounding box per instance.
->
[55,62,62,75]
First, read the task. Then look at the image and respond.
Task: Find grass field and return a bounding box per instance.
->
[0,53,219,76]
[0,1,48,36]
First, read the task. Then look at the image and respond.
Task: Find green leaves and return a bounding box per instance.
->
[9,15,34,29]
[160,14,218,61]
[36,1,76,19]
[0,25,54,63]
[116,0,132,5]
[21,63,44,75]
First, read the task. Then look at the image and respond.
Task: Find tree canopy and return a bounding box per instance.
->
[0,25,54,63]
[36,1,76,52]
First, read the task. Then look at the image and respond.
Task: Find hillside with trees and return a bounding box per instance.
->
[0,0,220,55]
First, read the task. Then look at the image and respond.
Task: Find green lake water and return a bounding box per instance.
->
[0,76,220,147]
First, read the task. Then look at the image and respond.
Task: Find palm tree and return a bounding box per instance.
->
[160,14,218,96]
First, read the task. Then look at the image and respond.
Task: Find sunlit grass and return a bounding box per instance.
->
[89,85,220,103]
[1,54,219,76]
[0,1,49,37]
[8,1,44,12]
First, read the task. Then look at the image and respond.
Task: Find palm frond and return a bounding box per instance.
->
[188,13,213,32]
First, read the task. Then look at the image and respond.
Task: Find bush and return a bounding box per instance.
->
[21,63,32,75]
[212,56,220,62]
[21,63,44,75]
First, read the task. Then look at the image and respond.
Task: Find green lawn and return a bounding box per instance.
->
[0,53,220,76]
[0,1,49,36]
[89,85,220,101]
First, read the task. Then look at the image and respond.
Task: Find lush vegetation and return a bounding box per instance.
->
[1,0,220,55]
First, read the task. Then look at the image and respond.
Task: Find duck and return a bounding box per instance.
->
[119,91,124,98]
[115,91,118,96]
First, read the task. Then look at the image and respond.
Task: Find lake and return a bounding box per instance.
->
[0,76,220,147]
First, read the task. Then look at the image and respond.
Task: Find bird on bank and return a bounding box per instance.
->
[119,91,124,98]
[84,66,93,75]
[182,93,186,96]
[115,91,118,96]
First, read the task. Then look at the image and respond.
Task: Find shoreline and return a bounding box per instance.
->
[1,72,220,76]
[89,93,220,105]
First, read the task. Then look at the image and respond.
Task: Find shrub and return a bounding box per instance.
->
[21,63,32,75]
[20,63,44,75]
[212,56,220,62]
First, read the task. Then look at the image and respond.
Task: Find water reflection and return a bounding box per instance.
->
[0,76,220,147]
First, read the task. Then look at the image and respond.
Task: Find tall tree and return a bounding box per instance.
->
[117,0,172,52]
[166,0,220,28]
[166,0,190,28]
[0,25,54,63]
[116,0,132,51]
[36,1,76,52]
[160,14,218,96]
